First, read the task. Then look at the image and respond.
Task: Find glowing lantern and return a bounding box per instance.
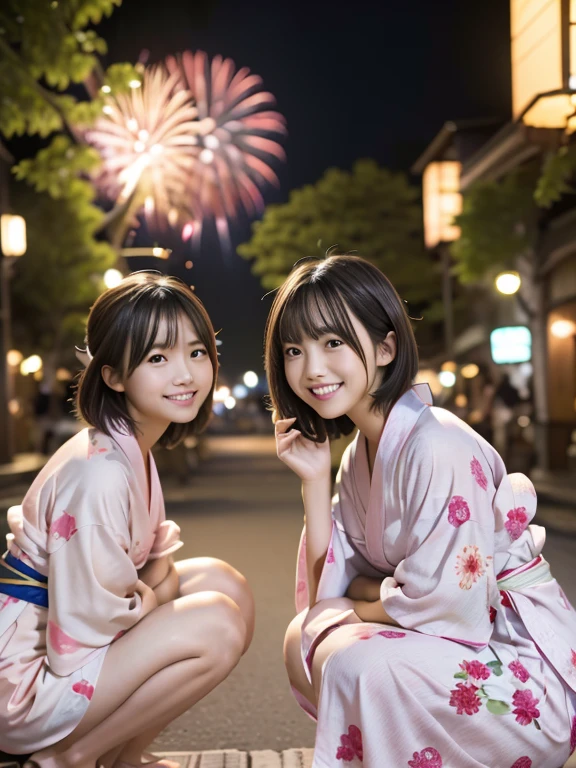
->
[0,214,26,257]
[551,319,576,338]
[422,162,462,248]
[461,363,480,379]
[512,0,576,130]
[20,355,42,376]
[6,350,23,368]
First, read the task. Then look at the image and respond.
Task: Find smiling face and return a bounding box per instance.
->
[103,313,214,446]
[283,306,393,424]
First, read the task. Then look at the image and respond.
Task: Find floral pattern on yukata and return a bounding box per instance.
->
[454,545,485,589]
[0,595,20,610]
[470,456,488,491]
[71,679,94,700]
[509,661,530,682]
[356,627,407,640]
[505,507,528,541]
[447,496,470,527]
[570,715,576,754]
[336,725,363,762]
[449,657,541,727]
[49,511,78,541]
[407,747,443,767]
[510,759,532,768]
[48,621,82,655]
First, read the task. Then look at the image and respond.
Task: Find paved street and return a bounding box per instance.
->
[1,435,575,758]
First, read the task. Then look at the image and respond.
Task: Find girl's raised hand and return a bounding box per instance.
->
[275,417,331,483]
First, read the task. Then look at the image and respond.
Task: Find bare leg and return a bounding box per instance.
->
[27,590,246,768]
[174,557,255,652]
[283,611,316,706]
[110,556,255,765]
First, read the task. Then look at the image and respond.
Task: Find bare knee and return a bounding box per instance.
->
[190,590,246,669]
[283,611,307,686]
[184,557,253,608]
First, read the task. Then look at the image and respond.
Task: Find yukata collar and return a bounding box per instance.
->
[362,383,432,567]
[109,427,156,510]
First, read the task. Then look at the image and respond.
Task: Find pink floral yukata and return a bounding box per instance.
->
[0,428,182,752]
[294,385,576,768]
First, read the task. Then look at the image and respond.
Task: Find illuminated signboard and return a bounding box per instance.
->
[490,326,532,364]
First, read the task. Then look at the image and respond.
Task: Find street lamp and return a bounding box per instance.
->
[103,269,123,289]
[243,371,258,388]
[0,210,26,464]
[495,271,521,296]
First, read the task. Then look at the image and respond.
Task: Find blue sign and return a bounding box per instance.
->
[490,326,531,364]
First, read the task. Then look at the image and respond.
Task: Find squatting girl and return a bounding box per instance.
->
[0,272,254,768]
[267,254,576,768]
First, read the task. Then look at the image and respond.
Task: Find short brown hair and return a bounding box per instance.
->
[264,255,419,441]
[76,272,217,448]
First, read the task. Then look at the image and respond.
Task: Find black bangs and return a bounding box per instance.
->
[278,281,366,366]
[125,288,194,375]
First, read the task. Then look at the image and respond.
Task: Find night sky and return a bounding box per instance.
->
[97,0,512,384]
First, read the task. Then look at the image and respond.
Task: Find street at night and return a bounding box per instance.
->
[2,1,576,765]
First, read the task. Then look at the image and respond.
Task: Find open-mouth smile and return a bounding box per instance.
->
[164,391,197,405]
[309,383,343,400]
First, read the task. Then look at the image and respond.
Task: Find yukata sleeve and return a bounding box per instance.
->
[380,435,496,648]
[295,445,379,613]
[46,465,142,676]
[148,519,184,560]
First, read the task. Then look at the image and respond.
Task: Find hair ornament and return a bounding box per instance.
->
[75,346,93,368]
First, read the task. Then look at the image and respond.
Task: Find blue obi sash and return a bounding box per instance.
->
[0,552,48,608]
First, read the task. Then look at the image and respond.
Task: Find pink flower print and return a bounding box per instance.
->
[72,679,94,700]
[48,621,82,655]
[377,630,407,638]
[571,649,576,669]
[50,511,78,541]
[449,682,482,715]
[510,760,532,768]
[570,715,576,755]
[448,496,470,527]
[326,546,335,564]
[511,689,540,726]
[505,507,528,541]
[0,595,20,611]
[460,660,491,681]
[336,725,363,762]
[408,747,443,768]
[470,457,488,491]
[509,660,530,683]
[455,545,485,590]
[296,580,307,597]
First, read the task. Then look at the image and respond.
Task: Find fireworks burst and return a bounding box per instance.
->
[86,51,286,246]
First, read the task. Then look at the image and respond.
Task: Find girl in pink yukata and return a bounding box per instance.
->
[0,273,254,768]
[266,254,576,768]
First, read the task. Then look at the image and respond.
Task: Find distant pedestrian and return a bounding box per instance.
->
[0,273,254,767]
[267,255,576,768]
